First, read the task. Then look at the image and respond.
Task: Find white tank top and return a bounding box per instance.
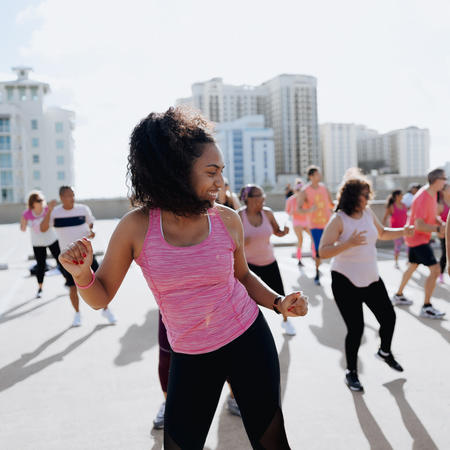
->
[331,209,379,287]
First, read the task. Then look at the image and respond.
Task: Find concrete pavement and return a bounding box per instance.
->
[0,216,449,449]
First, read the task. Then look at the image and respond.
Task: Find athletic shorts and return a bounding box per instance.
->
[310,228,324,256]
[408,243,437,266]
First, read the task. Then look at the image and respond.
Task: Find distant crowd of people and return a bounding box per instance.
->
[19,106,449,449]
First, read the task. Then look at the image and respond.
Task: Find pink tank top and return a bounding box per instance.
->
[241,208,276,266]
[390,203,407,228]
[304,184,332,229]
[135,208,259,354]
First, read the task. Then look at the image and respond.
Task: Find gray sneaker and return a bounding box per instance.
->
[152,401,165,430]
[227,394,241,417]
[392,294,413,306]
[420,305,445,319]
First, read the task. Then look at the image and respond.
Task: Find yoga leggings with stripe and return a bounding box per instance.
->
[331,271,396,371]
[164,311,290,449]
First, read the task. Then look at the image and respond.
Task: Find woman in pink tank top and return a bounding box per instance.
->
[239,184,296,336]
[58,107,308,449]
[383,190,408,268]
[319,169,414,392]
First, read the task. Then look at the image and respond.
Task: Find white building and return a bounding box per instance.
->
[357,125,429,176]
[177,74,319,179]
[215,115,275,193]
[0,67,75,203]
[320,123,358,191]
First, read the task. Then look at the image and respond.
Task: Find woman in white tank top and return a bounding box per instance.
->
[319,169,414,392]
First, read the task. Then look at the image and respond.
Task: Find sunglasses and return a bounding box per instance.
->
[35,199,43,203]
[361,192,370,199]
[248,194,265,198]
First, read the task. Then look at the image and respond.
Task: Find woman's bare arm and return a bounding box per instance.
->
[20,216,27,232]
[370,208,414,240]
[58,209,147,310]
[264,208,289,237]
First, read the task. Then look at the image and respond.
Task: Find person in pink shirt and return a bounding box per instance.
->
[383,190,408,269]
[285,179,312,267]
[437,184,450,282]
[58,107,308,449]
[296,166,334,285]
[392,168,447,318]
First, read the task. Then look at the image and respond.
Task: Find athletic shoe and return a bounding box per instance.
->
[394,262,400,269]
[152,401,165,430]
[227,394,241,417]
[281,319,296,336]
[72,312,81,327]
[420,305,445,319]
[345,370,363,392]
[36,288,42,299]
[439,274,444,284]
[314,275,321,286]
[297,259,304,267]
[102,308,117,324]
[391,294,413,306]
[375,350,403,371]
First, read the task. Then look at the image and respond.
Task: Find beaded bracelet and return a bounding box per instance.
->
[75,269,96,289]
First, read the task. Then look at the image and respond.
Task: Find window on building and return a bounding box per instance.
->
[6,87,14,101]
[0,136,11,150]
[57,155,64,165]
[31,87,39,101]
[0,154,12,168]
[55,122,63,133]
[0,118,10,132]
[1,187,13,202]
[0,170,13,186]
[56,140,64,150]
[32,138,39,148]
[31,119,38,130]
[57,171,65,181]
[32,154,40,164]
[19,87,27,101]
[33,170,40,180]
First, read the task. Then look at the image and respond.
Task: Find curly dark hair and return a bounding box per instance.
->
[127,106,216,215]
[335,173,373,216]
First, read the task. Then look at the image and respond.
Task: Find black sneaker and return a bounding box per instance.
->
[36,288,42,299]
[314,274,320,286]
[298,259,304,267]
[376,350,403,372]
[345,370,363,391]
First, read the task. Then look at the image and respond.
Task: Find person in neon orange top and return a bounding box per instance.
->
[296,166,334,285]
[392,168,447,318]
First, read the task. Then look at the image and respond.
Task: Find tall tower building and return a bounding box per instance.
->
[0,67,75,203]
[177,74,319,178]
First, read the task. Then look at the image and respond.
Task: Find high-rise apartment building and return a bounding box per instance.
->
[0,67,75,203]
[215,115,275,192]
[357,125,429,176]
[177,74,319,179]
[320,123,358,191]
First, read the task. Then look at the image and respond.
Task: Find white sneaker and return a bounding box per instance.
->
[72,312,81,327]
[392,294,413,306]
[281,319,296,336]
[227,394,241,417]
[420,305,445,319]
[102,308,117,324]
[152,401,165,430]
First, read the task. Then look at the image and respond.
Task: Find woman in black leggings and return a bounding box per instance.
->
[319,169,414,391]
[20,191,61,298]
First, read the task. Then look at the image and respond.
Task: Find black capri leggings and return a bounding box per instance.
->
[164,311,290,450]
[248,260,285,296]
[331,271,396,371]
[32,240,62,284]
[440,238,447,274]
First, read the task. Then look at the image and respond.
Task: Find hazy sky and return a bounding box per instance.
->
[1,0,449,198]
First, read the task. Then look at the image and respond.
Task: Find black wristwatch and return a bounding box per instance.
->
[273,296,283,314]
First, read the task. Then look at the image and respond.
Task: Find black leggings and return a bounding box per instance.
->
[440,238,447,274]
[32,240,62,284]
[164,311,290,450]
[158,312,171,393]
[248,260,285,296]
[331,271,396,371]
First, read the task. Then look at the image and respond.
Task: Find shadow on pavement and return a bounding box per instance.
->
[383,378,438,449]
[0,294,66,326]
[149,428,163,450]
[399,307,449,344]
[279,334,292,403]
[351,391,394,450]
[114,309,159,366]
[215,401,251,450]
[0,324,109,393]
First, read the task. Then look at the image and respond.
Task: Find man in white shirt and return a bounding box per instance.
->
[41,186,116,326]
[402,183,421,209]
